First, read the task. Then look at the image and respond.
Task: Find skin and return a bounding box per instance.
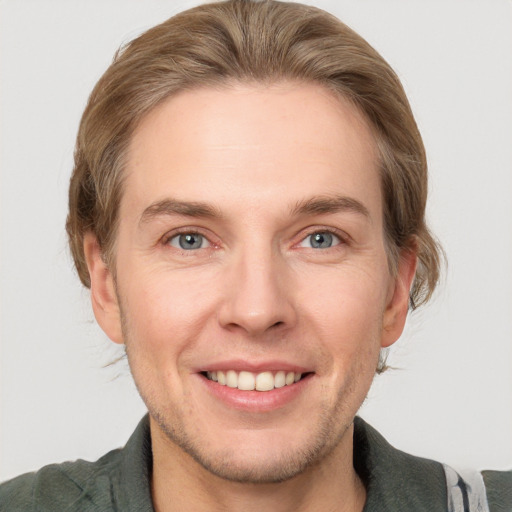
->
[84,82,416,512]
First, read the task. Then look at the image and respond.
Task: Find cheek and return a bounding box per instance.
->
[118,267,221,359]
[295,264,389,364]
[297,262,389,327]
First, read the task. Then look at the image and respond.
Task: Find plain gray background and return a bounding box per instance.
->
[1,0,511,481]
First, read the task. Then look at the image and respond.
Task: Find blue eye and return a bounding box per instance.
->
[300,231,340,249]
[169,233,209,250]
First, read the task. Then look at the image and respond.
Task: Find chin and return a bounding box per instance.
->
[150,404,353,485]
[190,451,319,484]
[170,433,330,484]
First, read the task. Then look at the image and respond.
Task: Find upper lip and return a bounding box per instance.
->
[194,359,312,374]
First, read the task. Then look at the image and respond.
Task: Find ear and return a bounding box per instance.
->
[381,247,417,348]
[83,232,124,344]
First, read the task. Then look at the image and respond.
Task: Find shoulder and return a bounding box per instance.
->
[0,448,123,512]
[0,416,153,512]
[354,417,512,512]
[0,471,37,512]
[482,469,512,512]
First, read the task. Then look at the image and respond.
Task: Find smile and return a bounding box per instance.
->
[205,370,303,392]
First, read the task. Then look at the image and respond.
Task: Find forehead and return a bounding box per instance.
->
[123,82,381,222]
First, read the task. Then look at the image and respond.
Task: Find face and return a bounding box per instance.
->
[86,82,414,483]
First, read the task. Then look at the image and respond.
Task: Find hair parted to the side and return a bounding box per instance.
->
[66,0,443,369]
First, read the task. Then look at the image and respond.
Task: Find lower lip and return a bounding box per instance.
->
[198,374,312,412]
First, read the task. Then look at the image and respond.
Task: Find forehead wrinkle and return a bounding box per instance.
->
[139,198,223,226]
[290,194,371,222]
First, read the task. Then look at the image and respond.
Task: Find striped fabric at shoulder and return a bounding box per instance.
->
[444,464,490,512]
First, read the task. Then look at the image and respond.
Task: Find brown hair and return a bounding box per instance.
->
[67,0,442,311]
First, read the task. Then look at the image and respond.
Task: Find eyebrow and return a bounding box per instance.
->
[139,199,222,225]
[290,195,370,219]
[139,194,370,227]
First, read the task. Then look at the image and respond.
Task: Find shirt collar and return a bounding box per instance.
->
[354,417,447,511]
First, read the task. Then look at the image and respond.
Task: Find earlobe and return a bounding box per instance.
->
[83,232,124,344]
[381,247,417,348]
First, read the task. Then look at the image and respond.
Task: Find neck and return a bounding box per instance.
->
[150,419,366,512]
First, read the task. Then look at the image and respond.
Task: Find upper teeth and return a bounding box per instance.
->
[206,370,302,392]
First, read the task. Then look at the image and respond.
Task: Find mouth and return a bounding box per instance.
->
[201,370,310,392]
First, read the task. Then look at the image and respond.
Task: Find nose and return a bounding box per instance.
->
[217,246,297,337]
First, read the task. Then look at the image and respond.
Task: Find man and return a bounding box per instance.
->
[1,0,510,510]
